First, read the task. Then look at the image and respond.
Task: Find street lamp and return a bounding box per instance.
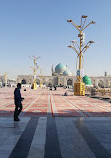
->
[67,19,72,22]
[29,56,40,89]
[67,15,95,96]
[91,21,96,24]
[89,41,95,43]
[82,15,88,18]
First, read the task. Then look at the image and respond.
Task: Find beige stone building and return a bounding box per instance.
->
[16,63,111,88]
[0,76,5,86]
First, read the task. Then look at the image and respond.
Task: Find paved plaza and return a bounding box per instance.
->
[1,87,111,117]
[0,88,111,157]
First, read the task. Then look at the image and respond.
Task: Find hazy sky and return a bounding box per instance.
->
[0,0,111,79]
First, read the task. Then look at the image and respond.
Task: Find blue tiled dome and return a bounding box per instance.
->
[55,63,67,74]
[63,70,72,76]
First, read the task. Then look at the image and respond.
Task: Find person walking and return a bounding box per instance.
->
[14,83,24,121]
[54,85,57,90]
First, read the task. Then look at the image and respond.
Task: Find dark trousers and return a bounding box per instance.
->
[14,104,23,119]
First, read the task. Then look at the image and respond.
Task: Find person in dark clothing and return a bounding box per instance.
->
[64,91,68,96]
[50,85,52,90]
[14,83,24,121]
[54,85,57,90]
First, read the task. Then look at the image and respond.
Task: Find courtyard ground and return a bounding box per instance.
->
[0,87,111,157]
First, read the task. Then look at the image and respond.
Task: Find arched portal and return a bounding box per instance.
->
[92,80,95,86]
[36,79,40,85]
[29,78,32,84]
[0,78,3,87]
[98,80,104,88]
[47,79,53,87]
[48,82,52,87]
[21,79,26,84]
[67,79,72,85]
[105,80,109,88]
[110,82,111,88]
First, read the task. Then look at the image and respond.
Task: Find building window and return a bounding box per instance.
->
[21,79,26,84]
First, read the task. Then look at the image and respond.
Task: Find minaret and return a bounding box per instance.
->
[51,65,54,76]
[4,72,7,87]
[105,71,107,76]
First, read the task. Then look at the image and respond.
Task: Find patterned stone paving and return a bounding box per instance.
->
[1,117,111,158]
[0,87,111,117]
[1,88,111,157]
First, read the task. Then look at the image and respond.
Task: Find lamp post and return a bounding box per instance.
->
[67,15,95,96]
[29,56,40,89]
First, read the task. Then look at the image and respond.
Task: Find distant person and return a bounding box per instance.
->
[14,83,24,121]
[64,91,68,96]
[50,85,52,90]
[54,85,57,90]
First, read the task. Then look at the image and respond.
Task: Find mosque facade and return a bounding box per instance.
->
[0,76,5,86]
[17,63,75,87]
[16,63,111,88]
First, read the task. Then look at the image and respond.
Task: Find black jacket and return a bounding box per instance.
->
[14,88,22,106]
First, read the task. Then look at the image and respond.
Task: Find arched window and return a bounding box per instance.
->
[21,79,26,84]
[93,80,95,85]
[105,80,108,88]
[47,80,53,87]
[48,82,52,87]
[0,78,3,86]
[36,79,40,85]
[98,80,104,88]
[67,79,72,85]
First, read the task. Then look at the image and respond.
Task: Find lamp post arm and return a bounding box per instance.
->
[72,44,79,55]
[30,66,34,71]
[82,47,89,54]
[71,21,80,31]
[72,47,79,55]
[35,57,40,61]
[82,21,92,31]
[29,56,40,62]
[73,41,80,50]
[81,17,82,29]
[81,42,89,52]
[82,44,91,54]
